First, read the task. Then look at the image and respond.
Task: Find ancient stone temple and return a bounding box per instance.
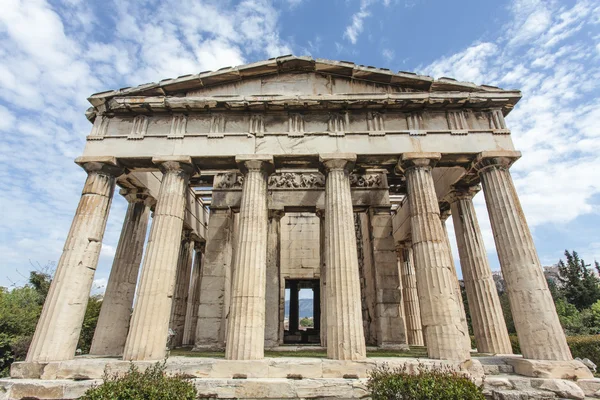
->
[4,56,599,399]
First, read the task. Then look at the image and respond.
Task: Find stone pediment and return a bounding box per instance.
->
[88,56,518,109]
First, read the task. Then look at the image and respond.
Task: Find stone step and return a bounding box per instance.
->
[0,378,369,400]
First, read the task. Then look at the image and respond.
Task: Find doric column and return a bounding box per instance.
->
[397,243,424,346]
[447,186,512,354]
[316,209,327,348]
[123,156,195,361]
[90,189,153,356]
[289,281,300,333]
[225,155,273,360]
[320,153,366,360]
[169,229,195,348]
[440,210,472,353]
[194,208,234,351]
[265,209,284,349]
[370,207,407,347]
[399,153,470,361]
[475,152,571,361]
[27,157,122,362]
[182,243,204,346]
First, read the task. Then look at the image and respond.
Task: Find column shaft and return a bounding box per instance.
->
[183,246,203,346]
[321,154,366,360]
[265,211,283,349]
[169,232,194,348]
[370,208,407,347]
[449,189,512,354]
[398,245,424,346]
[289,281,300,333]
[27,160,120,362]
[317,210,327,348]
[123,157,194,361]
[440,214,472,353]
[477,155,571,360]
[402,154,470,361]
[194,209,233,350]
[225,156,273,360]
[90,189,152,356]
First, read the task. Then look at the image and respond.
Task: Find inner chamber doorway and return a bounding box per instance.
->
[284,279,320,344]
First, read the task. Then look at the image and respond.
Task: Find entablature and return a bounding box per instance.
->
[87,107,511,142]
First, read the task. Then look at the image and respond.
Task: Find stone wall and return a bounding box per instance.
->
[280,212,320,279]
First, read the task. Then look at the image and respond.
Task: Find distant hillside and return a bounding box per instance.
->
[284,299,314,318]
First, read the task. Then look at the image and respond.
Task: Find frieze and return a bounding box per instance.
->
[350,173,385,188]
[268,172,325,189]
[213,172,244,189]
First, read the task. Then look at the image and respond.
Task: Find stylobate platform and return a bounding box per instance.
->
[2,356,599,399]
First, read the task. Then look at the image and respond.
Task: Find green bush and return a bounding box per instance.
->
[367,364,484,400]
[507,334,599,367]
[508,335,520,354]
[0,333,14,377]
[80,361,197,400]
[567,335,600,367]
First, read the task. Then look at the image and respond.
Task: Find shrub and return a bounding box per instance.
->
[367,364,484,400]
[80,361,197,400]
[506,334,599,367]
[0,334,14,378]
[567,335,600,367]
[508,335,520,354]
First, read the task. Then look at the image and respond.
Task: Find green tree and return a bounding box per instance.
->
[556,250,600,310]
[77,295,103,354]
[498,291,516,334]
[299,317,313,328]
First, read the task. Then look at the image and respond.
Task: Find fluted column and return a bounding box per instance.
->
[183,243,204,346]
[194,208,234,351]
[440,210,473,353]
[475,152,571,360]
[397,243,424,346]
[316,209,327,348]
[399,153,470,361]
[225,155,273,360]
[169,229,195,348]
[320,154,366,360]
[447,186,512,354]
[27,157,122,362]
[90,189,153,356]
[265,209,284,349]
[123,156,195,361]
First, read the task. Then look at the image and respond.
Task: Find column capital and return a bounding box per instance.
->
[152,156,197,175]
[235,155,274,175]
[119,188,156,207]
[397,152,441,174]
[75,156,125,177]
[369,205,393,216]
[439,208,452,222]
[194,241,206,253]
[473,151,521,174]
[269,208,285,221]
[444,185,481,204]
[319,153,356,174]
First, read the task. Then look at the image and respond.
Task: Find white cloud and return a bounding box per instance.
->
[0,105,16,131]
[0,0,292,288]
[420,42,499,84]
[420,0,600,264]
[382,48,394,62]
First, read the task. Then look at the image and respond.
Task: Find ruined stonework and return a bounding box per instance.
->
[7,56,594,400]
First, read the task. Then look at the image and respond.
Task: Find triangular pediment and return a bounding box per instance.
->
[88,56,514,107]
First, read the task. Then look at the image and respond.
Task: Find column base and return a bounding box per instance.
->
[504,357,594,379]
[192,344,225,352]
[377,344,410,351]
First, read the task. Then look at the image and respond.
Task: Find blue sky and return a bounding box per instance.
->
[0,0,599,291]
